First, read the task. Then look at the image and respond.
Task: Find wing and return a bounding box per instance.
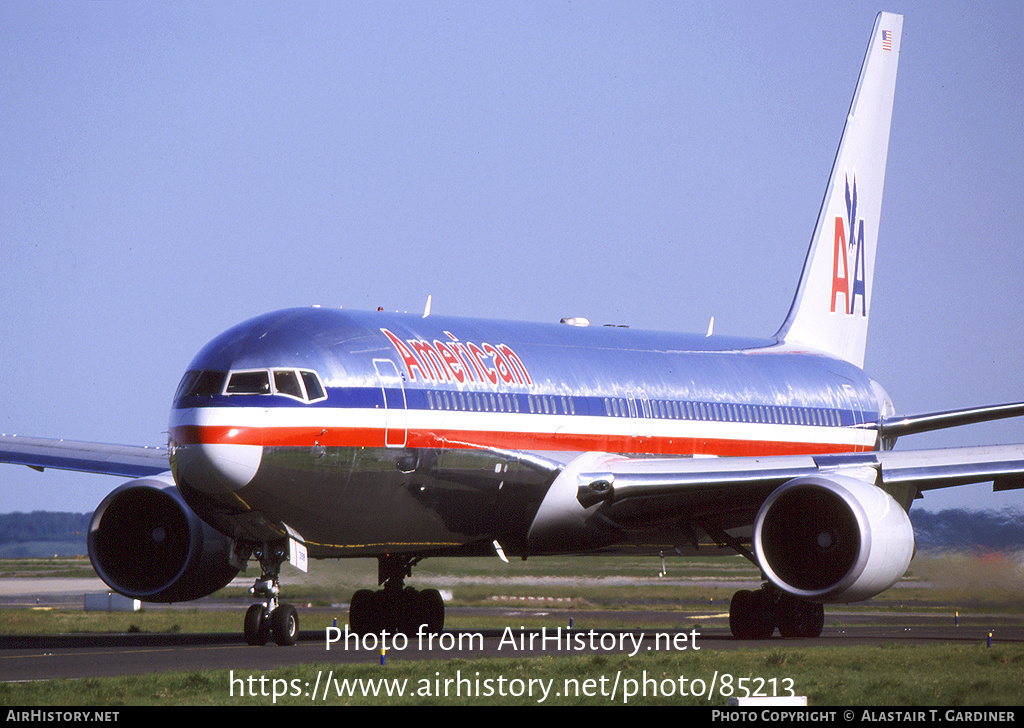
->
[576,445,1024,509]
[0,434,169,478]
[537,440,1024,604]
[570,399,1024,514]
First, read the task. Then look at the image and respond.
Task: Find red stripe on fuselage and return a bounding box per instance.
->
[170,423,872,456]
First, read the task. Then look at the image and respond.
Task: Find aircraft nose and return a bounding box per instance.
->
[169,422,262,494]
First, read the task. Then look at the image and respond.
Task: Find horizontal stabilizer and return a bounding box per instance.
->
[879,402,1024,439]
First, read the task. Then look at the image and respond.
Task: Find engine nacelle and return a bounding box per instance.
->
[753,474,914,603]
[88,473,240,602]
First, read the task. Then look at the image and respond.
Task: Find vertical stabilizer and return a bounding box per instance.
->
[775,12,902,367]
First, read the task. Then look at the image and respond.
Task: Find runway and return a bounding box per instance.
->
[2,603,1022,684]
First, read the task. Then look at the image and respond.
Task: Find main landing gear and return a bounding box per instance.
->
[699,522,824,640]
[348,555,445,635]
[729,585,824,639]
[243,542,300,646]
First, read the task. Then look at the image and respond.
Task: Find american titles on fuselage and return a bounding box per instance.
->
[381,328,533,388]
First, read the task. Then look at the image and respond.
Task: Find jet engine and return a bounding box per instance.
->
[88,473,239,602]
[753,474,914,603]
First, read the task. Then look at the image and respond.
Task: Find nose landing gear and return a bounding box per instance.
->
[243,542,300,646]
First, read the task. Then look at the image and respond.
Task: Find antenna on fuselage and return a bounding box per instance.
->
[423,295,432,318]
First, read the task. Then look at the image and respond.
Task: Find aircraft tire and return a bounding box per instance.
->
[421,588,445,633]
[777,598,824,639]
[244,603,270,646]
[394,587,421,634]
[729,589,775,640]
[749,589,776,639]
[349,589,378,635]
[729,590,755,639]
[271,603,299,646]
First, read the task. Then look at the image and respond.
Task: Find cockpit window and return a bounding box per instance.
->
[226,370,271,395]
[174,371,201,401]
[300,370,326,402]
[177,368,326,403]
[179,370,227,397]
[272,369,327,402]
[273,370,304,399]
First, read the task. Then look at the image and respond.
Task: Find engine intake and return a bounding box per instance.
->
[88,473,239,602]
[753,474,914,603]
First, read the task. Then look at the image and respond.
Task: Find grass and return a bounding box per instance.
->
[0,606,243,636]
[0,556,96,579]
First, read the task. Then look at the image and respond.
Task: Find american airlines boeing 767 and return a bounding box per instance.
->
[3,12,1023,645]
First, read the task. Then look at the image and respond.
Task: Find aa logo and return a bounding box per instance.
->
[830,175,867,316]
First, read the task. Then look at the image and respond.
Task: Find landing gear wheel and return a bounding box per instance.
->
[347,555,446,636]
[729,590,754,639]
[421,588,445,633]
[728,588,776,640]
[271,603,299,646]
[244,604,270,646]
[748,589,775,639]
[395,587,423,634]
[243,539,300,647]
[349,589,378,635]
[777,597,824,638]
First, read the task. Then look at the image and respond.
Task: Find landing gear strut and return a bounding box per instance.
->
[729,585,824,639]
[348,555,444,635]
[244,541,300,646]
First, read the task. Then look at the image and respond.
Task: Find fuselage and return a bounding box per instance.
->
[168,307,890,559]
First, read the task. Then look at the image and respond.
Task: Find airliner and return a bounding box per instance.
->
[3,12,1023,646]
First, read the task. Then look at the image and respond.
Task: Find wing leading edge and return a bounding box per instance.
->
[0,434,169,478]
[879,402,1024,440]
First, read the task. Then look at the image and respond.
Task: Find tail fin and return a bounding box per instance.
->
[775,12,902,367]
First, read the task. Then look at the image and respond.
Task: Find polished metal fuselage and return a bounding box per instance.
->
[168,307,886,559]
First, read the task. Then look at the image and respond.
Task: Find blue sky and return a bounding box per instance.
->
[1,1,1022,514]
